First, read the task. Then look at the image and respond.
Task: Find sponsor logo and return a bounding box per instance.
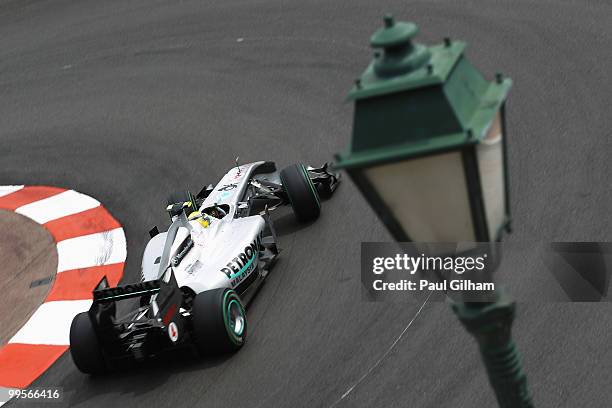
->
[93,281,159,301]
[218,183,237,191]
[168,322,179,342]
[220,238,260,285]
[230,263,256,287]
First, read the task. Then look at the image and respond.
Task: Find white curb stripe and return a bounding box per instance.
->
[8,300,93,345]
[56,227,127,273]
[15,190,100,224]
[0,185,24,198]
[0,186,126,397]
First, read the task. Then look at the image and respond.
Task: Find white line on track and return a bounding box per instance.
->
[329,292,432,407]
[15,189,100,224]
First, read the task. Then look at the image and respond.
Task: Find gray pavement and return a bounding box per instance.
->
[1,0,611,407]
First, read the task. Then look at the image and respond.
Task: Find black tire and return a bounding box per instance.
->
[280,163,321,222]
[69,312,106,374]
[192,288,247,355]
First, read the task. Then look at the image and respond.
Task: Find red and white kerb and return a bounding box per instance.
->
[0,186,126,404]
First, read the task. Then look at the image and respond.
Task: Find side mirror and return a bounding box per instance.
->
[149,226,159,238]
[166,202,185,217]
[196,184,214,200]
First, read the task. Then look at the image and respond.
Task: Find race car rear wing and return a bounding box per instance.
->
[89,268,185,360]
[92,276,161,303]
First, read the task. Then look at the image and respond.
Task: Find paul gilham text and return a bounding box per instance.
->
[373,279,495,292]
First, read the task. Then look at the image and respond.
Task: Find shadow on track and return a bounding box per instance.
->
[66,348,233,406]
[272,191,338,237]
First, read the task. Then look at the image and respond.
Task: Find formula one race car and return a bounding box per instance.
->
[69,161,339,373]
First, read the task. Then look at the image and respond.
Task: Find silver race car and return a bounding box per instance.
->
[69,161,339,373]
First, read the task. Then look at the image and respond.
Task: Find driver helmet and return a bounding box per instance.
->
[208,205,227,219]
[188,211,211,228]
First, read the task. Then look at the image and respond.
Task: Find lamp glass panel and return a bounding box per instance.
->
[363,151,475,242]
[476,111,505,240]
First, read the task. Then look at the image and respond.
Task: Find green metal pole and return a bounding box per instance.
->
[452,292,534,408]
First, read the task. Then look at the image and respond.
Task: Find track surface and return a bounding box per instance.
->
[1,0,611,407]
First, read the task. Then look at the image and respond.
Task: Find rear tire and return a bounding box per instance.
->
[192,288,247,355]
[280,163,321,222]
[69,312,106,374]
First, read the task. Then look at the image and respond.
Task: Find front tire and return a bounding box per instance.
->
[280,163,321,222]
[69,312,106,374]
[192,288,247,355]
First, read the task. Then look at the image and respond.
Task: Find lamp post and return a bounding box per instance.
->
[334,15,534,407]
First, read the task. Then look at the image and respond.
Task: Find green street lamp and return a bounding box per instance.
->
[335,14,511,244]
[334,15,534,408]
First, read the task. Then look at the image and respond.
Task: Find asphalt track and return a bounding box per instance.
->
[1,0,611,407]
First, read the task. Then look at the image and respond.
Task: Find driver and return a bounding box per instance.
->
[188,210,212,228]
[205,205,227,219]
[208,206,227,219]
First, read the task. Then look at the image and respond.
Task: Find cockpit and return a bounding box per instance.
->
[166,191,230,222]
[201,204,230,220]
